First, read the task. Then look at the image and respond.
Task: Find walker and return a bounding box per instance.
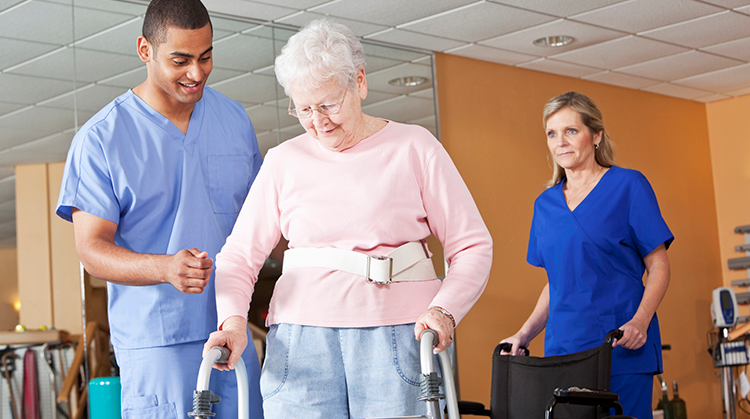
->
[188,329,459,419]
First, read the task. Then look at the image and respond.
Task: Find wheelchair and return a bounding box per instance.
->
[458,329,637,419]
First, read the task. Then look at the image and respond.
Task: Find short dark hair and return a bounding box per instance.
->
[142,0,212,46]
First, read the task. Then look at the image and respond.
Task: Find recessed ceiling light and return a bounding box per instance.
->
[388,76,428,87]
[533,35,574,47]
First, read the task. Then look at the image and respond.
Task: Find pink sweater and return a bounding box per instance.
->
[215,121,492,328]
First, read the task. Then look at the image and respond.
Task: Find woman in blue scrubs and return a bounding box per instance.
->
[501,91,673,419]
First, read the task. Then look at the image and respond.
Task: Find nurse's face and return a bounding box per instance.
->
[545,107,602,172]
[139,24,213,108]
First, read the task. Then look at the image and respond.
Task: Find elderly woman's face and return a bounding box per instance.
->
[545,107,602,172]
[289,70,366,152]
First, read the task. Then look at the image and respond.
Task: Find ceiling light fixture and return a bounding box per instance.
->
[388,76,428,87]
[533,35,574,47]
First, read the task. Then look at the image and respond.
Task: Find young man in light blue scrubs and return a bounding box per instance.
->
[55,0,263,417]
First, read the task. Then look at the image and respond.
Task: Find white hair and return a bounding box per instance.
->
[274,19,366,96]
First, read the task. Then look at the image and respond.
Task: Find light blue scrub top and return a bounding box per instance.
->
[56,87,262,350]
[527,166,673,376]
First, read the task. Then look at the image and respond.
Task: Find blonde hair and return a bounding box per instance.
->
[543,92,616,187]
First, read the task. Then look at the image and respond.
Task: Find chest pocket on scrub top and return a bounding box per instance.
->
[207,155,252,214]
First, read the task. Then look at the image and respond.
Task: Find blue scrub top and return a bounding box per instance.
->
[56,87,262,350]
[527,166,673,375]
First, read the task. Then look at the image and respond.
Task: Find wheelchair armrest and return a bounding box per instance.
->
[546,387,625,418]
[553,387,619,404]
[456,400,491,416]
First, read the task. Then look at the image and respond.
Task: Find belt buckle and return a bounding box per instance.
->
[366,255,393,284]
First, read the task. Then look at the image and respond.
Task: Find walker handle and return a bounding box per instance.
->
[208,346,231,364]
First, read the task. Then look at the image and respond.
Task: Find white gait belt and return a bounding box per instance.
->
[282,241,437,285]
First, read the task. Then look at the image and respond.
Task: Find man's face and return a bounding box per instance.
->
[142,24,213,107]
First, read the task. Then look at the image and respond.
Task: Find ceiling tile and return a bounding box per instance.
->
[7,47,143,83]
[39,84,131,112]
[641,11,750,48]
[408,87,435,100]
[213,33,276,72]
[309,0,477,27]
[365,55,409,74]
[699,0,750,9]
[673,63,750,92]
[74,17,142,55]
[205,68,246,84]
[0,202,16,225]
[489,0,629,17]
[210,72,279,105]
[364,29,465,52]
[399,2,554,43]
[0,127,48,151]
[203,0,297,22]
[0,1,72,44]
[582,71,660,89]
[738,5,750,14]
[274,11,388,37]
[550,35,687,69]
[446,44,538,66]
[518,58,602,78]
[0,102,26,115]
[615,50,744,82]
[479,19,624,56]
[212,16,263,33]
[72,6,142,41]
[571,0,722,33]
[0,106,78,140]
[0,131,75,166]
[0,1,26,12]
[726,87,750,98]
[360,93,401,114]
[641,83,715,100]
[0,168,14,179]
[72,0,146,15]
[365,63,433,96]
[363,95,434,122]
[96,67,146,88]
[0,177,13,201]
[693,93,732,103]
[245,104,285,133]
[253,0,329,7]
[701,36,750,61]
[363,43,431,63]
[0,73,76,104]
[0,38,60,70]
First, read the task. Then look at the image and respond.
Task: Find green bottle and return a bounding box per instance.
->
[655,375,673,419]
[671,380,687,419]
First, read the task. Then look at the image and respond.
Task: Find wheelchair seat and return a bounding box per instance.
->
[459,329,636,419]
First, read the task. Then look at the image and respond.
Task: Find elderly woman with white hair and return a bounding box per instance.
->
[205,19,492,418]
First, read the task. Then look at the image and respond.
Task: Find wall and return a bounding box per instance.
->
[0,248,18,331]
[707,95,750,292]
[16,163,83,334]
[435,53,725,417]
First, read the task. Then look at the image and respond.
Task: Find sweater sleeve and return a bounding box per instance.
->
[421,143,493,324]
[215,150,282,327]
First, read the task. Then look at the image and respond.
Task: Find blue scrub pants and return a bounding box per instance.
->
[260,323,447,419]
[611,373,654,419]
[115,338,263,419]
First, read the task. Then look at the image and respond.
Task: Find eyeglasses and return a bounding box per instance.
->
[288,90,347,119]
